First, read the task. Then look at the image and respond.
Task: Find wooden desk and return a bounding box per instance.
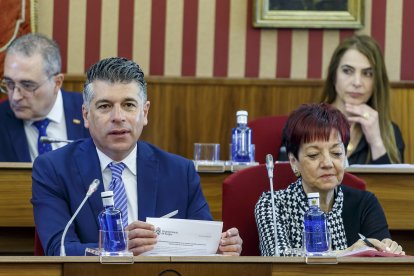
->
[0,256,414,275]
[0,163,34,255]
[1,163,413,255]
[6,163,412,229]
[346,166,414,231]
[0,163,33,227]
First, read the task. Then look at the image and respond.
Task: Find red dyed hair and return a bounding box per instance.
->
[283,103,350,159]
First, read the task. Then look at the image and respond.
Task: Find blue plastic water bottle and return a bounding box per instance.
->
[98,191,127,252]
[231,110,252,162]
[303,192,329,253]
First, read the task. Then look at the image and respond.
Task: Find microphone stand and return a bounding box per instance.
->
[40,136,73,144]
[60,179,100,256]
[266,154,280,256]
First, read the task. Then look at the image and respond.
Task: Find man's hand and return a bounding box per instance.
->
[125,220,158,256]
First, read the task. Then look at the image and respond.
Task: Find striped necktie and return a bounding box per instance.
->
[108,162,129,228]
[33,118,52,155]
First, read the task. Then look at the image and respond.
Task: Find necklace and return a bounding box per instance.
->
[347,143,354,152]
[347,123,362,156]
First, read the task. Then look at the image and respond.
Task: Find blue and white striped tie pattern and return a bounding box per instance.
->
[108,162,129,229]
[32,118,52,155]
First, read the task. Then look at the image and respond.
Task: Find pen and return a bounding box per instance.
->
[161,210,178,218]
[358,233,375,248]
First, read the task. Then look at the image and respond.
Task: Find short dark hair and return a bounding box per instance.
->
[83,57,147,110]
[283,103,350,159]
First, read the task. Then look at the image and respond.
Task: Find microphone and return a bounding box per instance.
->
[60,179,100,256]
[40,136,73,144]
[266,154,274,178]
[265,154,280,256]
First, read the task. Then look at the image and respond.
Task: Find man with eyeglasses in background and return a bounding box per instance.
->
[0,33,89,162]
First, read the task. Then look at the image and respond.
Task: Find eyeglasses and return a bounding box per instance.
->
[0,74,58,96]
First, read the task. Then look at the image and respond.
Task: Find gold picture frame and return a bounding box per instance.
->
[253,0,364,29]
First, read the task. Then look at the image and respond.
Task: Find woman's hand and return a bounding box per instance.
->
[345,103,387,160]
[381,238,405,255]
[217,228,243,256]
[345,237,405,255]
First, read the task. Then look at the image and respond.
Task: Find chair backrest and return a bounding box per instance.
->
[222,162,366,256]
[34,229,44,256]
[247,115,288,164]
[0,97,8,104]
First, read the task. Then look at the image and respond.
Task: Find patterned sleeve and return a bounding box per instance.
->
[254,191,294,256]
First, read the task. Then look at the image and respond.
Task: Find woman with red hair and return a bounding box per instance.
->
[255,103,404,256]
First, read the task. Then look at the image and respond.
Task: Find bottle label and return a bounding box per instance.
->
[231,126,252,162]
[102,197,114,207]
[237,115,247,124]
[308,196,319,207]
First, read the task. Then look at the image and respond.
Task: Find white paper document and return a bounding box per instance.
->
[142,217,223,256]
[349,163,414,169]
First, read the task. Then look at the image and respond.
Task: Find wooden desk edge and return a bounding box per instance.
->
[170,256,414,264]
[2,162,414,174]
[0,256,169,263]
[346,167,414,174]
[0,162,32,169]
[0,256,413,264]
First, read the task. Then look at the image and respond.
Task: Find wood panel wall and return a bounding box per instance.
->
[64,76,414,164]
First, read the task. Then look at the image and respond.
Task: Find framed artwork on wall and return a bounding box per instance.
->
[253,0,364,29]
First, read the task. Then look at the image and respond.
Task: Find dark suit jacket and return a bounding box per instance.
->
[32,138,212,256]
[0,90,90,162]
[348,122,405,164]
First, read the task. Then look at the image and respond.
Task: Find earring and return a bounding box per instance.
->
[344,158,349,169]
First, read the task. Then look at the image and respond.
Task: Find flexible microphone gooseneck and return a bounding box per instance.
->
[266,154,280,256]
[60,179,100,256]
[40,136,74,144]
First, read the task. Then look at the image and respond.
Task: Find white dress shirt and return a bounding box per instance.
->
[24,90,68,161]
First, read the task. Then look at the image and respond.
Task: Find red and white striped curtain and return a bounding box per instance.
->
[35,0,414,81]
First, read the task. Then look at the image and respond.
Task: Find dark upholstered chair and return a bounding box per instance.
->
[247,115,288,164]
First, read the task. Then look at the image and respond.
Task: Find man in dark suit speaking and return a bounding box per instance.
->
[0,33,89,162]
[32,57,242,256]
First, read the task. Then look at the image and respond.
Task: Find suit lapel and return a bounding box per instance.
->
[62,91,85,140]
[74,139,105,227]
[137,142,159,221]
[5,109,31,161]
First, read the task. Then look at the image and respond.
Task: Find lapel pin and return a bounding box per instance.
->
[72,119,81,124]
